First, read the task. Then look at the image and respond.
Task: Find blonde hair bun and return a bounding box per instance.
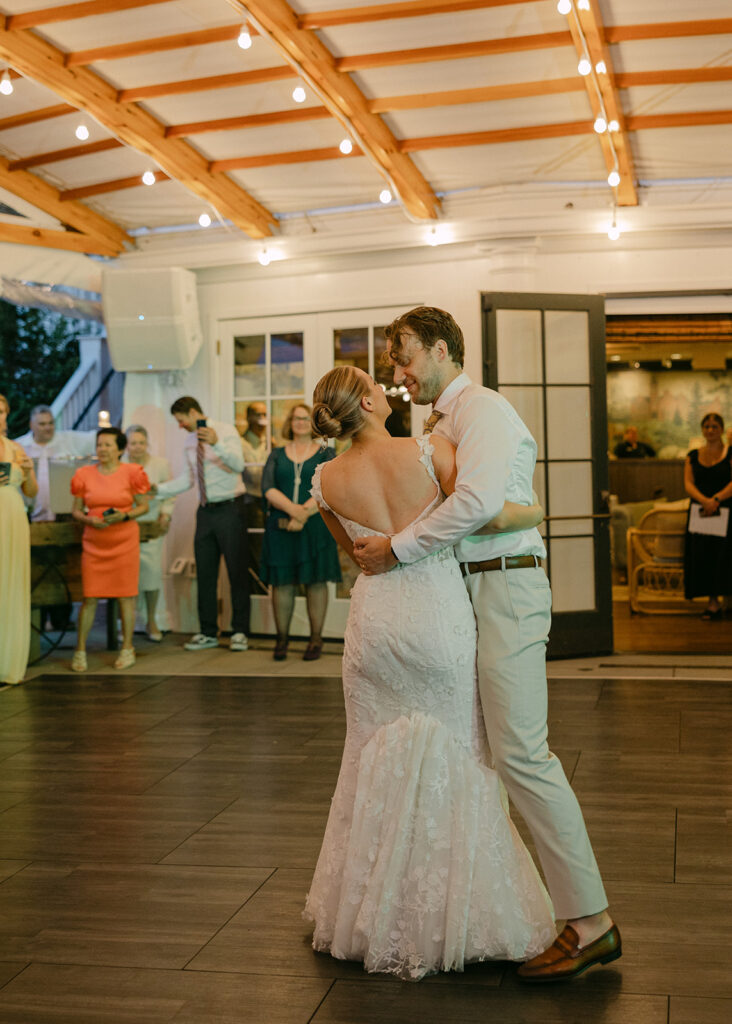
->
[312,402,343,439]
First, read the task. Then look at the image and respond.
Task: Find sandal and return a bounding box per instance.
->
[273,637,289,661]
[114,647,136,670]
[701,608,722,621]
[303,639,323,661]
[70,650,87,673]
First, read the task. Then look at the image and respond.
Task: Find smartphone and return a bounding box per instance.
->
[0,461,11,477]
[196,418,207,429]
[102,507,116,517]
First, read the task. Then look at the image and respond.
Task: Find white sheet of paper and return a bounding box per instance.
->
[688,503,729,537]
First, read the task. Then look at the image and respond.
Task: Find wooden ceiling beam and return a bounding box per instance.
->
[370,77,584,112]
[298,1,533,29]
[211,147,361,172]
[0,220,120,257]
[565,0,637,206]
[65,24,244,67]
[616,67,732,88]
[5,1,172,31]
[0,24,277,238]
[0,103,74,131]
[236,0,440,220]
[117,66,295,102]
[335,31,572,71]
[626,110,732,131]
[60,170,170,201]
[165,106,330,138]
[8,138,123,171]
[605,19,732,43]
[0,155,130,250]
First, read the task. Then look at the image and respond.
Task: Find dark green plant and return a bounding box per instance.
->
[0,299,81,436]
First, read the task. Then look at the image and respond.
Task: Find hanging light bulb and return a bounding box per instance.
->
[292,84,306,103]
[237,25,252,49]
[339,138,353,155]
[428,226,439,246]
[379,188,392,204]
[607,208,620,241]
[141,170,156,186]
[608,119,619,132]
[198,212,211,227]
[577,57,592,76]
[577,0,590,9]
[0,69,13,96]
[556,0,571,14]
[258,248,271,266]
[594,116,607,134]
[607,169,620,188]
[75,123,89,141]
[595,60,607,74]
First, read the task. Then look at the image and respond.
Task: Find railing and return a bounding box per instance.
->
[52,336,124,430]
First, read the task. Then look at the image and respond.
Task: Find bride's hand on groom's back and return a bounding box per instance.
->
[353,535,396,575]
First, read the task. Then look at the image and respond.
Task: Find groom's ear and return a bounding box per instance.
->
[434,339,448,361]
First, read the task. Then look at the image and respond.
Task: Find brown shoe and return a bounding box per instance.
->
[303,639,322,661]
[273,637,288,661]
[517,924,621,983]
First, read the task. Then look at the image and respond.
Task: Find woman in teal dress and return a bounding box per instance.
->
[261,403,341,661]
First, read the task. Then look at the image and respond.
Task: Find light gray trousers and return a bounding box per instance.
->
[464,565,607,920]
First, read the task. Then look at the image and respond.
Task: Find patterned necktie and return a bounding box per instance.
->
[196,440,207,506]
[423,410,443,434]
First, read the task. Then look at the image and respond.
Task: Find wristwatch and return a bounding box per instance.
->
[123,513,130,522]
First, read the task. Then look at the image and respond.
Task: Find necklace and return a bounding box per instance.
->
[290,442,313,504]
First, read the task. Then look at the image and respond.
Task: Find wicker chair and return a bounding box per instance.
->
[627,503,698,613]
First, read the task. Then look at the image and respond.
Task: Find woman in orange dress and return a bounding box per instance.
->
[70,427,149,671]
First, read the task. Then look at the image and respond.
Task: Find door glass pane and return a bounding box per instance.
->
[496,309,542,384]
[499,386,545,459]
[549,537,596,611]
[549,461,593,536]
[334,326,369,371]
[545,310,591,384]
[271,332,304,395]
[234,334,266,397]
[546,387,591,459]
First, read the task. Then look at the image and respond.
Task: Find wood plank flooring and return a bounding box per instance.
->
[0,670,730,1023]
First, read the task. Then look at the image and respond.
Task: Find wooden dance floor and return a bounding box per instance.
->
[0,664,730,1023]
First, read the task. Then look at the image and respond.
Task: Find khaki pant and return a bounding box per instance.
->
[464,565,607,919]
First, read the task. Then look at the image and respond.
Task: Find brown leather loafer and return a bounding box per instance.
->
[303,639,323,661]
[517,923,622,983]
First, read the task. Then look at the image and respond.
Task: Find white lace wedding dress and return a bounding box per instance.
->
[304,437,555,980]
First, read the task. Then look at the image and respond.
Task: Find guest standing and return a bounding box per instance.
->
[70,427,150,671]
[684,413,732,620]
[237,401,269,586]
[261,403,341,661]
[613,426,656,459]
[125,424,175,642]
[154,396,249,652]
[0,393,38,685]
[15,404,95,521]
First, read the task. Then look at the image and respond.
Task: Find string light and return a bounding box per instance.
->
[607,169,620,188]
[595,60,607,74]
[607,210,620,241]
[0,69,13,96]
[75,123,89,140]
[198,212,211,227]
[428,226,439,246]
[141,170,156,186]
[292,85,306,103]
[578,57,592,76]
[339,138,353,155]
[594,116,607,134]
[258,248,271,266]
[557,0,571,14]
[379,188,392,204]
[577,0,590,9]
[608,119,619,132]
[237,25,252,49]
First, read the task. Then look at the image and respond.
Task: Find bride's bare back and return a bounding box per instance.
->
[318,435,454,536]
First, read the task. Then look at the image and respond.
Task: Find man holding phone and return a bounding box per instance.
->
[154,396,249,652]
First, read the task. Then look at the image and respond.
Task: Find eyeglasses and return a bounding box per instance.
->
[291,416,311,422]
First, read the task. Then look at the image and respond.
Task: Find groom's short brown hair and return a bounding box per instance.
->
[386,306,465,368]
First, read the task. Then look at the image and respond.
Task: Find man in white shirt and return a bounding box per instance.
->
[154,396,249,653]
[15,405,95,521]
[354,307,620,982]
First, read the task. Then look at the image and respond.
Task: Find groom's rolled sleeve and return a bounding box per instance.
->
[391,392,518,564]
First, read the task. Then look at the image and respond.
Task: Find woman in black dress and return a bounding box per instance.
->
[261,403,342,660]
[684,413,732,619]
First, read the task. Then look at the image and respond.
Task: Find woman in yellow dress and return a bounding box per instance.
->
[0,393,38,684]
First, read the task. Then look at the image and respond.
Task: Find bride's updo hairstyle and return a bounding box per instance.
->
[312,366,370,441]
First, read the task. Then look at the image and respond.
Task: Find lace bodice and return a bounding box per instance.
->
[310,436,442,543]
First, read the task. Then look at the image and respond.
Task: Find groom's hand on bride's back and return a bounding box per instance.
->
[353,535,397,575]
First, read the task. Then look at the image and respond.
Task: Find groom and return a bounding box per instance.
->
[354,307,621,982]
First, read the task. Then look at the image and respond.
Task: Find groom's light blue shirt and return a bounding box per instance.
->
[391,373,546,565]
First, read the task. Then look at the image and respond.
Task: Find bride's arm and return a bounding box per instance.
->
[318,506,357,564]
[431,438,543,535]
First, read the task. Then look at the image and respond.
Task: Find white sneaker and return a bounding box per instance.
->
[184,634,219,651]
[230,632,249,651]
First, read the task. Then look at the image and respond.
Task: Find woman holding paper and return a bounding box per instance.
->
[684,413,732,619]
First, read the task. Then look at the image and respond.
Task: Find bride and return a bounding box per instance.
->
[304,365,556,981]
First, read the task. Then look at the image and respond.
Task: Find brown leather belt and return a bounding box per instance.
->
[461,555,541,576]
